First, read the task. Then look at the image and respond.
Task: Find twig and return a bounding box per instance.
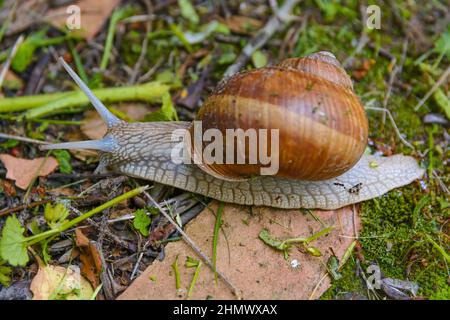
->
[0,132,49,145]
[414,66,450,111]
[128,0,153,84]
[0,35,24,89]
[308,272,328,300]
[142,190,242,299]
[342,5,369,68]
[364,106,415,150]
[137,57,164,83]
[224,0,301,78]
[382,39,408,124]
[0,199,52,217]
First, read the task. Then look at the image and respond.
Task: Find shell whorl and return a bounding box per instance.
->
[277,51,354,89]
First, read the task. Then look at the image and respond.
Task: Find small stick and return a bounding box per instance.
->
[0,199,52,217]
[0,132,49,145]
[142,190,242,299]
[0,35,24,89]
[382,39,408,124]
[364,106,415,150]
[128,0,153,84]
[224,0,301,78]
[414,66,450,111]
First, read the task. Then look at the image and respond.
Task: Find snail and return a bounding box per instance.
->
[41,52,424,210]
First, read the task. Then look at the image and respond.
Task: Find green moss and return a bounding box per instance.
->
[320,258,365,300]
[322,186,449,299]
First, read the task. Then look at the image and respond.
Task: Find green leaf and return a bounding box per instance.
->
[44,203,70,229]
[306,246,322,257]
[0,139,19,149]
[327,255,342,280]
[251,50,268,68]
[259,229,288,251]
[144,92,179,122]
[434,28,450,59]
[0,261,12,286]
[11,29,47,72]
[185,255,200,268]
[0,215,29,266]
[133,209,151,236]
[53,150,73,174]
[218,52,237,65]
[178,0,199,25]
[433,88,450,120]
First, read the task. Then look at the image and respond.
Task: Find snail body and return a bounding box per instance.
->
[41,53,424,210]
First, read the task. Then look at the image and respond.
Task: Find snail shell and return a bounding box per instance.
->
[190,51,368,181]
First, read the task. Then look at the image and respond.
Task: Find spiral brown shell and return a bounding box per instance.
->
[190,51,368,181]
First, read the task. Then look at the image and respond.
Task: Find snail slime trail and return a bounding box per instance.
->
[170,121,280,176]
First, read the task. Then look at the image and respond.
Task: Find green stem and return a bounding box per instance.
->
[0,82,168,115]
[282,226,334,246]
[100,6,135,70]
[25,186,148,246]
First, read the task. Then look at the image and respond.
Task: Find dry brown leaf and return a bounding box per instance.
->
[1,0,49,36]
[218,15,263,35]
[75,229,103,289]
[0,154,58,190]
[0,179,17,196]
[81,110,107,140]
[81,104,151,140]
[46,0,121,40]
[30,264,93,300]
[118,202,361,300]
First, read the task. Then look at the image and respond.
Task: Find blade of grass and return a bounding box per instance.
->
[212,202,224,285]
[171,255,181,290]
[68,40,88,84]
[187,260,202,298]
[25,185,148,246]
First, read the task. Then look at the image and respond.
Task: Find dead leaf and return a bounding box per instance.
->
[119,202,360,300]
[0,154,58,190]
[352,59,376,80]
[1,0,49,36]
[30,264,94,300]
[46,0,121,41]
[218,16,263,35]
[75,229,103,289]
[81,104,151,140]
[0,179,17,196]
[1,69,24,90]
[64,131,99,161]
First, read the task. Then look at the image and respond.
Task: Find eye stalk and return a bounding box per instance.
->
[40,58,122,152]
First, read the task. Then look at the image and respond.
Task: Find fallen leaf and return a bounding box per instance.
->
[1,0,49,37]
[75,229,102,290]
[46,0,121,41]
[0,215,28,267]
[218,15,263,35]
[81,104,151,140]
[119,202,360,300]
[0,154,58,190]
[0,179,17,197]
[1,69,23,90]
[30,264,94,300]
[352,59,376,80]
[64,131,99,161]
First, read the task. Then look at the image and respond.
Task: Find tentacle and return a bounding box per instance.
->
[40,136,116,152]
[58,57,121,127]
